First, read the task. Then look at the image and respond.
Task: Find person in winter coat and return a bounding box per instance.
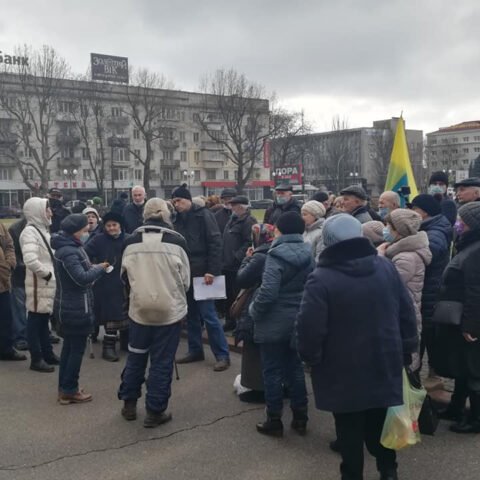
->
[312,191,340,219]
[0,223,27,361]
[47,189,70,234]
[301,200,326,261]
[123,186,146,234]
[214,188,237,234]
[172,184,230,371]
[249,212,314,437]
[52,214,108,405]
[110,192,129,217]
[222,196,257,331]
[85,211,130,362]
[410,194,453,383]
[20,197,58,373]
[119,198,190,428]
[428,171,457,226]
[263,184,301,225]
[297,214,418,480]
[340,185,373,224]
[82,207,102,244]
[378,209,432,374]
[235,223,275,402]
[431,202,480,433]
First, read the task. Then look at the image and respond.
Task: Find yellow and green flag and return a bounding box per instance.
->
[384,116,418,205]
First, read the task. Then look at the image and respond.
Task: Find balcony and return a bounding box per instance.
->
[0,156,17,166]
[106,115,130,127]
[108,135,130,148]
[160,138,180,150]
[56,112,76,123]
[0,132,18,149]
[201,140,225,151]
[57,157,82,169]
[160,160,180,169]
[56,132,81,147]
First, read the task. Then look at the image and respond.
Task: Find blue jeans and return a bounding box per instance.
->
[118,320,181,413]
[186,289,229,361]
[259,342,308,415]
[10,287,27,344]
[27,312,54,362]
[59,335,87,394]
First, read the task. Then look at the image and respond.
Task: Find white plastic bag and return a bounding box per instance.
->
[233,374,251,396]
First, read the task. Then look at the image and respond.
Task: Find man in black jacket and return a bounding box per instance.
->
[222,196,257,331]
[215,187,237,234]
[124,186,146,234]
[172,184,230,371]
[263,184,301,225]
[429,171,457,225]
[48,188,70,234]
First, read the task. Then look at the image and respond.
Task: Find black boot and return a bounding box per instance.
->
[144,410,172,428]
[102,335,119,362]
[119,329,129,352]
[256,412,283,437]
[30,359,55,373]
[121,400,137,421]
[380,470,398,480]
[291,408,308,435]
[450,392,480,434]
[438,389,467,422]
[44,353,60,365]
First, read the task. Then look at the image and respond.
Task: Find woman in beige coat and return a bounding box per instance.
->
[378,209,432,373]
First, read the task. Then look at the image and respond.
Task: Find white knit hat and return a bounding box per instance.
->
[301,200,326,219]
[82,207,99,219]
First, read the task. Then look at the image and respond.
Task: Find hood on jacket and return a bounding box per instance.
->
[51,232,81,255]
[269,234,312,269]
[23,197,51,229]
[386,230,432,266]
[318,237,378,277]
[421,214,453,243]
[305,218,325,232]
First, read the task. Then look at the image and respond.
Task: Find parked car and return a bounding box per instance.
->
[0,205,22,219]
[250,199,273,209]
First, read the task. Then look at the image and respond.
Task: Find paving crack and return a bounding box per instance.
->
[0,405,264,472]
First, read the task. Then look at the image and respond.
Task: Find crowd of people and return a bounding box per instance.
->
[1,171,480,479]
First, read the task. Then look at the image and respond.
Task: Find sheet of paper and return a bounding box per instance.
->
[193,275,227,301]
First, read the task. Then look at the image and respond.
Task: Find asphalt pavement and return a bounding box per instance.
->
[1,339,480,480]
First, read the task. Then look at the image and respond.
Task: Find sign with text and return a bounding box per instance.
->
[273,165,302,184]
[91,53,129,83]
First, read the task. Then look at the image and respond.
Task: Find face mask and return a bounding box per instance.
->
[276,196,288,205]
[80,233,90,244]
[378,207,389,220]
[428,185,446,195]
[454,220,466,236]
[383,226,396,243]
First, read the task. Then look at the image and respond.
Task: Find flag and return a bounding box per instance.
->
[384,117,418,204]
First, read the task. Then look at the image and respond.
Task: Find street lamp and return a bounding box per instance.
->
[183,170,194,188]
[63,168,78,201]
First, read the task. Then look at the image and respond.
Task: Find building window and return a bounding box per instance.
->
[164,150,173,161]
[162,169,174,181]
[464,148,469,153]
[180,151,187,162]
[116,148,127,162]
[452,137,458,143]
[83,169,92,180]
[431,150,437,156]
[193,132,200,143]
[25,168,34,180]
[464,159,470,165]
[194,151,200,163]
[206,169,216,180]
[194,170,201,181]
[193,113,200,123]
[464,137,470,142]
[224,170,229,180]
[431,139,437,145]
[81,148,89,159]
[475,136,480,141]
[475,147,480,153]
[0,168,12,180]
[134,169,142,180]
[111,107,121,117]
[58,101,74,113]
[180,111,186,122]
[133,129,140,139]
[61,146,74,158]
[113,168,128,181]
[179,131,186,142]
[234,170,238,180]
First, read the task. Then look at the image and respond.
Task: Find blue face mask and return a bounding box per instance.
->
[383,226,396,243]
[80,233,90,244]
[276,196,288,205]
[428,185,446,196]
[378,207,389,220]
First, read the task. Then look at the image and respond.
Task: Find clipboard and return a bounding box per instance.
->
[193,275,227,301]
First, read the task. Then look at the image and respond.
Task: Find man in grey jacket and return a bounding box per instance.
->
[340,185,373,224]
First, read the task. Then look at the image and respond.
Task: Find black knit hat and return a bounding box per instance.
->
[61,214,88,234]
[429,171,449,186]
[171,183,192,201]
[459,202,480,231]
[410,194,441,217]
[102,211,124,226]
[275,212,305,235]
[312,191,329,203]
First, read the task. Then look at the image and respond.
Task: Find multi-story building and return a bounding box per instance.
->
[425,121,480,184]
[271,117,423,196]
[0,74,272,207]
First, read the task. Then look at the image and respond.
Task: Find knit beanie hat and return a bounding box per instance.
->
[143,198,171,222]
[171,183,192,201]
[429,171,449,186]
[362,221,385,245]
[386,209,422,238]
[275,212,305,235]
[61,214,88,234]
[459,202,480,231]
[301,200,326,219]
[102,211,124,226]
[82,207,100,219]
[410,194,441,217]
[312,191,329,203]
[323,213,362,247]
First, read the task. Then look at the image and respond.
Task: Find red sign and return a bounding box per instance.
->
[274,164,302,184]
[263,139,271,169]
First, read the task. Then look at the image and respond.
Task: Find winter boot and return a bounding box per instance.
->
[44,353,60,365]
[439,388,468,422]
[143,410,172,428]
[380,469,399,480]
[256,412,284,437]
[30,359,55,373]
[450,392,480,434]
[119,329,129,352]
[121,400,137,421]
[102,335,119,362]
[291,408,308,435]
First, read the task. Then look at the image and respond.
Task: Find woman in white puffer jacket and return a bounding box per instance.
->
[301,200,326,261]
[20,197,58,373]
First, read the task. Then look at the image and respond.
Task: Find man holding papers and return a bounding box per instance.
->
[172,184,230,372]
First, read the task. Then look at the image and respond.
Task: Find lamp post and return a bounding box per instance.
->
[349,171,359,186]
[63,168,78,201]
[183,170,194,188]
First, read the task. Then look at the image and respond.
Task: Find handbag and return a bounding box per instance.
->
[432,301,463,326]
[229,287,255,320]
[418,395,439,436]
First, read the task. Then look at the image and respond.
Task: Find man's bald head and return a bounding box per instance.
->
[379,191,400,210]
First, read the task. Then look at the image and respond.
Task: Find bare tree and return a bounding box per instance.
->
[371,129,394,193]
[197,68,277,194]
[123,69,174,194]
[0,45,70,194]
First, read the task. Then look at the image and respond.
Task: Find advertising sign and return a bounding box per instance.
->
[91,53,128,83]
[273,164,302,184]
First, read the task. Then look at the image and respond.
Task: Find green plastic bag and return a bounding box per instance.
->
[380,369,427,450]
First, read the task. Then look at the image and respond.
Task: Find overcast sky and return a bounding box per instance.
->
[1,0,479,135]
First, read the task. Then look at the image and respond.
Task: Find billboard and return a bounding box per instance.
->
[273,164,302,184]
[91,53,129,83]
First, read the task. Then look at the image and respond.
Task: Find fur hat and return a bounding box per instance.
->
[429,171,449,186]
[61,214,88,234]
[323,213,362,247]
[143,198,171,223]
[386,209,422,238]
[102,211,124,226]
[301,200,326,219]
[459,202,480,231]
